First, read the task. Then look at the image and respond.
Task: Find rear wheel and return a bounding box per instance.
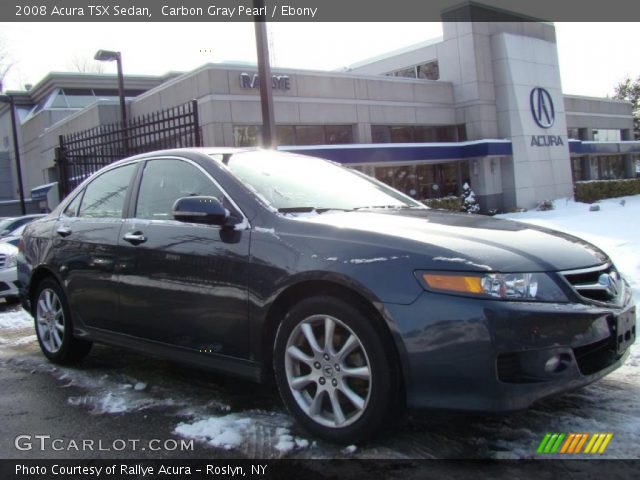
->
[34,278,92,364]
[274,295,399,443]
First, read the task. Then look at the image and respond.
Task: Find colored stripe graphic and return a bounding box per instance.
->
[540,433,613,454]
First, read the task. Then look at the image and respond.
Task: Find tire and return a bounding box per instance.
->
[274,295,399,443]
[33,278,92,364]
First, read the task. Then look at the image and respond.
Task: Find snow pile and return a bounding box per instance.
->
[0,308,32,330]
[175,415,310,455]
[273,427,309,453]
[174,415,254,450]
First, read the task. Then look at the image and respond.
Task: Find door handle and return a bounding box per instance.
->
[56,226,72,237]
[123,232,147,245]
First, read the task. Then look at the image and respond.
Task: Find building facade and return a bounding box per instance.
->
[1,6,638,213]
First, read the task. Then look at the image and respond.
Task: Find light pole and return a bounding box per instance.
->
[253,0,276,148]
[94,49,128,154]
[0,94,27,215]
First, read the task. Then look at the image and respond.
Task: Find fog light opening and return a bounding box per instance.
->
[544,355,561,373]
[545,353,572,374]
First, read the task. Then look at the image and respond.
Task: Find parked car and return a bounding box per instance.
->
[0,242,20,304]
[0,215,45,241]
[1,224,27,247]
[18,149,636,442]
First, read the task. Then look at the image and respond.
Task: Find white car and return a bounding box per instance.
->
[0,242,19,303]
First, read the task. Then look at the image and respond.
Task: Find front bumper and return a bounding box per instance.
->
[0,266,19,299]
[386,291,636,412]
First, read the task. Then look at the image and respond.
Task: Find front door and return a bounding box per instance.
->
[116,158,251,359]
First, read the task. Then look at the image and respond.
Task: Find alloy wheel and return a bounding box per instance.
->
[36,288,65,354]
[284,314,372,428]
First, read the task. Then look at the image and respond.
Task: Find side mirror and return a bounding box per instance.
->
[172,196,229,226]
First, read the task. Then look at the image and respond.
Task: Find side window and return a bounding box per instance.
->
[135,159,224,220]
[79,163,136,219]
[61,191,84,218]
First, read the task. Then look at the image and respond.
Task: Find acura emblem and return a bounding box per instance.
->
[598,272,619,298]
[530,87,555,128]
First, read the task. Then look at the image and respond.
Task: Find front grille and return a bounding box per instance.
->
[572,337,616,375]
[0,254,5,269]
[561,264,623,305]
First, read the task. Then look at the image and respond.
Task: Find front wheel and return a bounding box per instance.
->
[34,278,92,364]
[274,296,399,443]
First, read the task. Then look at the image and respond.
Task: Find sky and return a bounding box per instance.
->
[0,22,638,98]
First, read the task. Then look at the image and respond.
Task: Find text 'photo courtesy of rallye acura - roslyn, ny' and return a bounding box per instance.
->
[16,148,636,443]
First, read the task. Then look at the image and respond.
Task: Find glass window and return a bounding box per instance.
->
[135,159,223,220]
[277,126,296,146]
[598,155,626,180]
[371,125,464,143]
[416,61,439,80]
[593,129,622,142]
[234,126,261,147]
[234,125,353,146]
[386,67,416,78]
[567,128,580,140]
[62,191,84,218]
[295,126,325,145]
[571,157,584,182]
[79,163,136,218]
[371,125,391,143]
[325,125,353,144]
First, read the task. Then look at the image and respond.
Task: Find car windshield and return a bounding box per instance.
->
[223,151,424,211]
[0,218,17,234]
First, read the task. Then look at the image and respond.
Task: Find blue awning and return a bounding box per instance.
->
[569,140,640,155]
[279,140,513,164]
[30,182,57,201]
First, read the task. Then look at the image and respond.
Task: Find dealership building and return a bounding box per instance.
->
[1,5,639,214]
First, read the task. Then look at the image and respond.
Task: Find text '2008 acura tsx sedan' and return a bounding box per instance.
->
[17,148,636,442]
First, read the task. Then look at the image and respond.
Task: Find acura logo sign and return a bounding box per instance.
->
[530,87,555,128]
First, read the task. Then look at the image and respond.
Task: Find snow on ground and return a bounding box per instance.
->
[0,307,32,329]
[0,194,638,459]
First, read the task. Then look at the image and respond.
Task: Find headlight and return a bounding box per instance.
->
[4,253,17,269]
[417,271,568,302]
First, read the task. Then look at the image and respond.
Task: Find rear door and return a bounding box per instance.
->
[53,162,138,331]
[116,157,251,358]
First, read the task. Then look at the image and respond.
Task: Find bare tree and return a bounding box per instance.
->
[68,54,105,74]
[0,36,14,92]
[613,75,640,140]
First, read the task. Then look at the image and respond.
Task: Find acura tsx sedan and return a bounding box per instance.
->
[17,148,636,442]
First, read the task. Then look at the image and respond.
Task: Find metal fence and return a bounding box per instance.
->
[56,99,202,198]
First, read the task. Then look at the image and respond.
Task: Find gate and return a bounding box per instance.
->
[56,99,202,198]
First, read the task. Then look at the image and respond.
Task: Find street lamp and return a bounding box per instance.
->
[94,49,128,153]
[0,93,27,215]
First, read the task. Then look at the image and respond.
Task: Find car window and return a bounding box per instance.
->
[79,163,136,219]
[61,191,84,218]
[135,159,224,220]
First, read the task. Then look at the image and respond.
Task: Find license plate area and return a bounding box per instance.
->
[615,306,636,355]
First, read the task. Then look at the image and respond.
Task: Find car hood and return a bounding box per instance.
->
[0,241,18,256]
[287,209,608,273]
